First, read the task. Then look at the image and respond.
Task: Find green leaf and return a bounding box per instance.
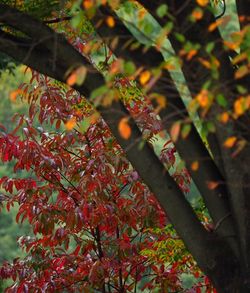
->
[205,42,215,54]
[174,33,185,43]
[124,61,136,76]
[207,121,216,133]
[237,85,248,94]
[90,85,108,101]
[181,124,191,139]
[156,4,168,18]
[216,94,228,107]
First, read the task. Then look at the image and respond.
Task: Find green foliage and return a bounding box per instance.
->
[0,0,62,19]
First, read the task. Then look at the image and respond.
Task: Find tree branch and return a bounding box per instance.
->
[0,3,241,285]
[90,5,238,252]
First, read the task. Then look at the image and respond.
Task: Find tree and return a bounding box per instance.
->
[0,0,249,292]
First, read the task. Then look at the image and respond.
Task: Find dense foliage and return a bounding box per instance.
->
[0,0,249,292]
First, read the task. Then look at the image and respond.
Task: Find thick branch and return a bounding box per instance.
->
[91,5,238,252]
[137,0,250,277]
[0,4,241,287]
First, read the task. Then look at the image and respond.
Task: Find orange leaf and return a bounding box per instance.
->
[234,97,245,117]
[138,9,146,20]
[191,161,199,171]
[65,117,77,131]
[139,70,151,85]
[224,136,237,148]
[67,72,77,86]
[207,181,219,190]
[170,122,181,142]
[220,112,229,124]
[196,89,209,108]
[106,16,115,28]
[208,19,223,32]
[186,49,197,60]
[66,66,87,86]
[235,65,249,79]
[83,0,93,9]
[224,40,239,51]
[118,118,131,139]
[156,95,167,108]
[192,8,203,20]
[196,0,209,7]
[10,89,22,102]
[199,58,211,69]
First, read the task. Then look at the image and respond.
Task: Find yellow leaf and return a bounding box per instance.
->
[196,0,209,7]
[170,122,181,142]
[65,117,77,131]
[224,136,237,148]
[139,70,151,85]
[106,16,115,28]
[118,118,131,139]
[108,0,120,10]
[191,161,199,171]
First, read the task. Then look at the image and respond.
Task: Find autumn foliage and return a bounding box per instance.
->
[0,0,249,292]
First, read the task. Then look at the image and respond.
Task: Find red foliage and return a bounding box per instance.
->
[0,37,210,293]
